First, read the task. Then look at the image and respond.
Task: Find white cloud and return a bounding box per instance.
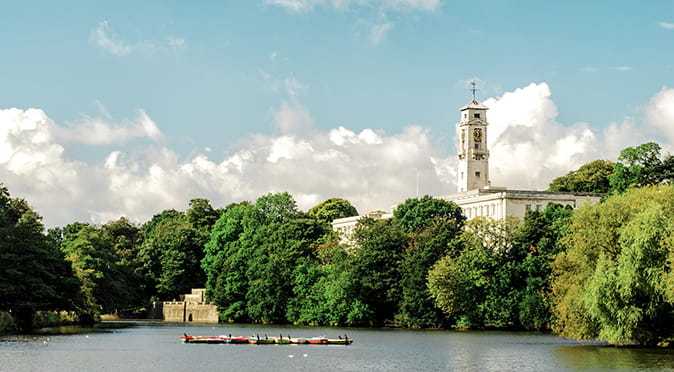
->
[53,110,163,145]
[89,21,132,56]
[266,0,440,12]
[89,21,186,56]
[2,83,674,226]
[482,83,658,190]
[659,21,674,30]
[645,87,674,145]
[612,66,632,71]
[0,104,451,226]
[369,22,393,45]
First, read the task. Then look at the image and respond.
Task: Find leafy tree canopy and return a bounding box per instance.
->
[393,196,465,234]
[609,142,674,193]
[308,198,358,224]
[0,184,81,331]
[551,185,674,346]
[548,160,614,193]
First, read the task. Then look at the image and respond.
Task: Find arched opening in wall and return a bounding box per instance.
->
[188,313,193,322]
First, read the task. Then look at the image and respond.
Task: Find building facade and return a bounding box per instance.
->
[162,288,218,323]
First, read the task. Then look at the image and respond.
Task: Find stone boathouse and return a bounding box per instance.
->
[162,288,218,323]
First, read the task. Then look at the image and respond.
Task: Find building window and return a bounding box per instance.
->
[474,143,479,150]
[535,204,542,211]
[475,171,480,178]
[525,204,532,213]
[460,172,464,180]
[474,113,481,119]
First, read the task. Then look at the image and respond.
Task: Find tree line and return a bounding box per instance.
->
[2,141,674,346]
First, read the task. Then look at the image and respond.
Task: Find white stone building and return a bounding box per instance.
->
[331,92,602,241]
[332,210,393,245]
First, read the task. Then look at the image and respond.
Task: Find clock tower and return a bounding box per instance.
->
[457,84,490,192]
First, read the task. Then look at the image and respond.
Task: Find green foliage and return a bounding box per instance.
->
[61,225,140,315]
[552,185,674,345]
[139,200,216,301]
[0,184,81,331]
[203,193,327,323]
[609,142,674,193]
[350,218,407,324]
[548,160,614,193]
[428,207,572,331]
[397,218,463,328]
[393,196,465,234]
[308,198,358,224]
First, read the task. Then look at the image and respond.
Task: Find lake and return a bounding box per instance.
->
[1,322,674,371]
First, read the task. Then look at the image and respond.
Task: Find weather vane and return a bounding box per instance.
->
[470,80,478,101]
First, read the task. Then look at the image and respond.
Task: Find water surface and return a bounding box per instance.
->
[1,322,673,371]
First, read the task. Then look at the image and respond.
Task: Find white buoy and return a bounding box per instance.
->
[288,355,294,358]
[303,354,308,358]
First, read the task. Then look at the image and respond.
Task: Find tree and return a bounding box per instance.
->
[101,218,144,311]
[609,142,674,193]
[61,225,132,315]
[308,198,358,224]
[548,160,614,193]
[396,219,461,327]
[428,207,572,331]
[551,185,674,345]
[286,246,371,326]
[139,210,205,300]
[393,196,465,234]
[244,217,325,323]
[203,193,327,323]
[349,218,407,324]
[0,184,81,331]
[202,202,254,321]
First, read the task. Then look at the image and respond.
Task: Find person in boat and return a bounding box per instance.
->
[338,335,342,340]
[265,334,268,340]
[228,334,231,338]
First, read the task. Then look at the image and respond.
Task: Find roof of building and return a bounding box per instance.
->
[460,99,489,111]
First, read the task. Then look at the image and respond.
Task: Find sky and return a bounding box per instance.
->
[1,0,674,226]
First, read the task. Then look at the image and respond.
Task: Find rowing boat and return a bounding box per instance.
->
[180,334,353,345]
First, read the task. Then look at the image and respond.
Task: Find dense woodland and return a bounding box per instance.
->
[2,142,674,346]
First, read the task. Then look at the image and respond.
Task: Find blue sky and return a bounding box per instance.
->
[3,1,673,154]
[1,0,674,225]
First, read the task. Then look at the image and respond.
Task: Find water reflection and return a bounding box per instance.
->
[2,323,674,371]
[554,345,674,370]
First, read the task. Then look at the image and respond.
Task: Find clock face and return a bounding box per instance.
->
[473,128,482,143]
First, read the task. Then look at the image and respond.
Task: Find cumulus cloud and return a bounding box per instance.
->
[2,83,674,226]
[0,105,450,226]
[89,21,186,56]
[483,83,660,189]
[646,87,674,145]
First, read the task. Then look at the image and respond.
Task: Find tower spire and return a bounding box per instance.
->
[470,80,478,102]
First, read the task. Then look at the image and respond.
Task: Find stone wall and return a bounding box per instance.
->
[162,301,219,323]
[162,288,218,323]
